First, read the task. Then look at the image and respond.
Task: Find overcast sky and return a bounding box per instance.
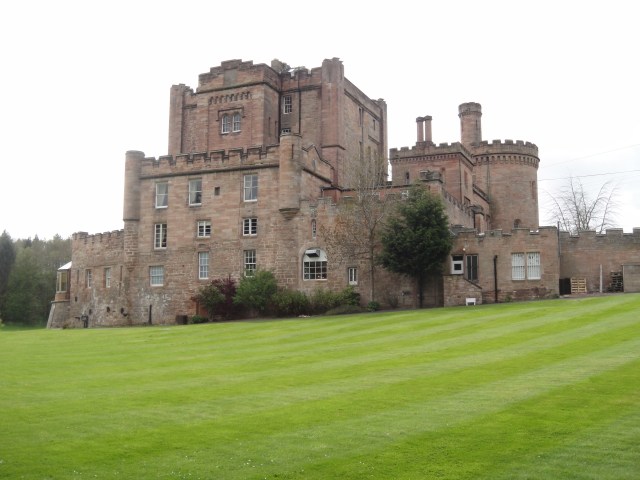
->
[1,0,638,240]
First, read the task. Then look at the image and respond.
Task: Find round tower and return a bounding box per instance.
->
[459,102,482,147]
[473,140,540,230]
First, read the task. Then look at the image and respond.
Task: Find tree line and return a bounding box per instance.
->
[0,232,71,326]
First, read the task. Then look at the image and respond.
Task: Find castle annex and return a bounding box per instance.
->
[48,58,640,327]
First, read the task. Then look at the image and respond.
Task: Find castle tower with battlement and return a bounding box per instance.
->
[390,102,540,232]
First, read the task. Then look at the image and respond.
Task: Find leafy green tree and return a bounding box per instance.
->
[2,235,71,325]
[378,185,453,307]
[3,247,49,325]
[0,231,16,319]
[234,270,278,316]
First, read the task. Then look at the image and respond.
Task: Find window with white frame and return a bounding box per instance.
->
[527,252,541,280]
[85,269,92,288]
[244,249,256,276]
[348,267,357,285]
[198,252,209,280]
[197,220,211,238]
[189,178,202,205]
[232,113,241,132]
[154,223,167,249]
[221,114,231,133]
[243,218,257,236]
[283,95,292,114]
[511,253,526,280]
[303,248,327,280]
[155,182,168,208]
[451,254,463,274]
[243,174,258,201]
[150,266,164,286]
[104,267,111,288]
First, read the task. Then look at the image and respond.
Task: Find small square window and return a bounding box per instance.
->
[281,128,291,135]
[197,220,211,238]
[214,186,221,196]
[243,218,257,236]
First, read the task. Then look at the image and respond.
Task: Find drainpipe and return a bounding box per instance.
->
[493,255,498,303]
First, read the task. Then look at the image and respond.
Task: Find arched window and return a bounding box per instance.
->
[303,248,327,280]
[221,115,231,134]
[514,219,522,228]
[232,113,241,132]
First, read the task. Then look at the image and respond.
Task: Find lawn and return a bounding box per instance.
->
[1,294,639,479]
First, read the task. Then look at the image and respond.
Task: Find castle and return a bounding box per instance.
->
[48,58,640,327]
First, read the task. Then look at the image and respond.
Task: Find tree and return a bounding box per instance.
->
[378,185,453,308]
[1,235,71,325]
[321,155,394,303]
[547,177,618,234]
[0,231,16,319]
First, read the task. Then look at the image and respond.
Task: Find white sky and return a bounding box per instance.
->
[1,0,638,240]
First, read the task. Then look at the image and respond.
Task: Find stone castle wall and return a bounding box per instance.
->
[559,229,640,293]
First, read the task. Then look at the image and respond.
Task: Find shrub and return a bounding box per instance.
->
[189,315,208,324]
[367,301,381,312]
[309,288,341,314]
[309,286,362,315]
[271,289,310,317]
[192,276,238,320]
[234,270,278,315]
[338,286,361,306]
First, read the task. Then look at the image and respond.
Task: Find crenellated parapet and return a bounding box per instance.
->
[559,228,640,239]
[140,145,281,176]
[471,139,539,168]
[72,230,125,249]
[137,139,333,181]
[390,141,473,161]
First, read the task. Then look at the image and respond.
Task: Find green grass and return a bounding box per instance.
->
[1,295,640,479]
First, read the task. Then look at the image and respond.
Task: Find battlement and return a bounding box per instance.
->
[140,145,281,176]
[472,139,539,157]
[454,225,558,239]
[559,228,640,238]
[197,59,281,93]
[72,230,125,245]
[390,141,472,160]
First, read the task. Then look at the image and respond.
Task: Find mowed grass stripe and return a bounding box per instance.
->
[1,294,639,479]
[13,296,636,413]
